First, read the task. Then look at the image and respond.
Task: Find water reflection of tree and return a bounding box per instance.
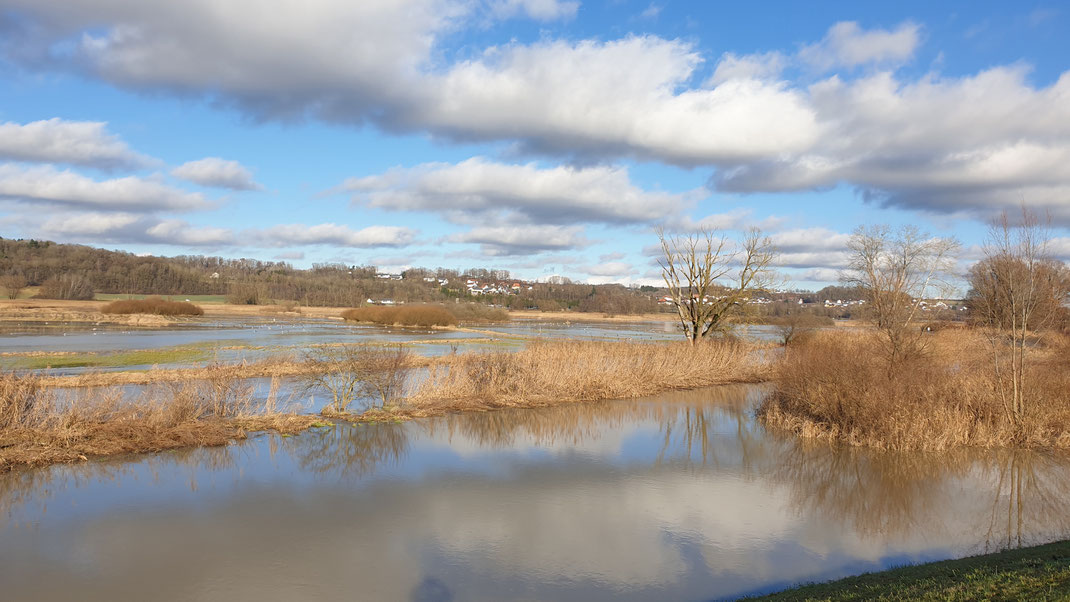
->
[284,424,409,477]
[981,450,1070,552]
[774,444,1070,549]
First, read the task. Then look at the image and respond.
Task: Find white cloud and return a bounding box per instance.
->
[38,212,233,246]
[451,224,590,255]
[172,157,262,191]
[708,51,786,86]
[343,157,696,225]
[0,118,153,169]
[639,3,661,19]
[4,6,1069,228]
[488,0,578,21]
[716,67,1070,224]
[585,261,634,277]
[418,37,819,164]
[798,21,921,70]
[0,163,209,211]
[249,223,416,248]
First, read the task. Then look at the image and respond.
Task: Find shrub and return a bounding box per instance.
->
[341,305,457,327]
[101,297,204,316]
[759,329,1070,451]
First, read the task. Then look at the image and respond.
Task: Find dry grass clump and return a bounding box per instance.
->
[409,338,765,411]
[101,296,204,316]
[759,329,1070,451]
[0,367,318,472]
[342,305,457,327]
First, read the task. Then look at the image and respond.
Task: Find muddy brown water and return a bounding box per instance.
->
[3,384,1067,601]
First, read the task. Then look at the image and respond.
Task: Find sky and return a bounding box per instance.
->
[0,0,1068,288]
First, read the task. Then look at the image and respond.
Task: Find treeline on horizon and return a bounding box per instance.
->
[0,236,869,315]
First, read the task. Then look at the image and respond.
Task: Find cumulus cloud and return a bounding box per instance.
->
[450,224,590,255]
[248,223,416,248]
[0,118,153,169]
[798,21,921,70]
[716,67,1070,224]
[171,157,262,190]
[342,157,695,225]
[3,4,1069,227]
[39,212,233,246]
[0,164,209,211]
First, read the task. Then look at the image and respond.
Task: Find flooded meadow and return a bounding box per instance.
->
[2,384,1070,601]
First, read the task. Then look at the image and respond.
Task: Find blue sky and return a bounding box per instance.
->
[0,0,1068,288]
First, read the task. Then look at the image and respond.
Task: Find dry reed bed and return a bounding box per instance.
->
[759,329,1070,451]
[0,366,319,472]
[4,340,766,471]
[408,339,767,411]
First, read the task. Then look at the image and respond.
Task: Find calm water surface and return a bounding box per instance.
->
[3,384,1069,601]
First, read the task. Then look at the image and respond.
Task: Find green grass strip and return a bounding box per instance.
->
[751,540,1070,601]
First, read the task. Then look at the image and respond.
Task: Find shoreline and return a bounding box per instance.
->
[748,539,1070,600]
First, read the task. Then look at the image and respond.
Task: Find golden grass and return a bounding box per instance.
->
[101,296,204,316]
[759,329,1070,451]
[342,305,458,327]
[0,367,319,472]
[409,338,766,411]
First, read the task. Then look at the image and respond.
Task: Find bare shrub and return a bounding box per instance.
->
[1,275,27,300]
[303,345,413,414]
[759,329,1070,451]
[769,313,832,346]
[101,296,204,316]
[967,207,1070,428]
[844,225,958,365]
[36,273,95,300]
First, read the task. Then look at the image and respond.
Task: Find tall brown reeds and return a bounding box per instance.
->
[341,305,457,327]
[0,367,316,472]
[101,296,204,316]
[759,329,1070,451]
[410,339,765,410]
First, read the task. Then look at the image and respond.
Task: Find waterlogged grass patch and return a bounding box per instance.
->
[10,345,213,370]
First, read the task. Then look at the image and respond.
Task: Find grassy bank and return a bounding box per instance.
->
[0,367,320,473]
[759,329,1070,451]
[7,346,212,370]
[751,539,1070,601]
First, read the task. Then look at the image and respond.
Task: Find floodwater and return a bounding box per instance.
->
[3,385,1068,601]
[0,316,780,374]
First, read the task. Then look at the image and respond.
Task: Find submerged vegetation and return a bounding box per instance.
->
[0,338,767,470]
[101,296,204,316]
[0,367,318,472]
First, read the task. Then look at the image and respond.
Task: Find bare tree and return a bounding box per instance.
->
[1,275,27,300]
[658,227,777,344]
[967,208,1070,426]
[303,344,412,414]
[844,225,959,364]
